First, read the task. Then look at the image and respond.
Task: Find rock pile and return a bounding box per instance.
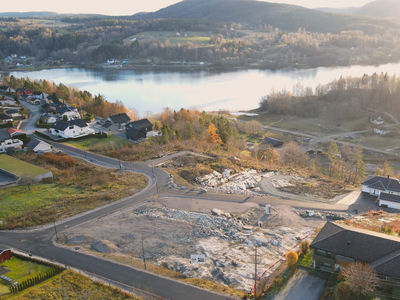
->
[91,240,118,253]
[299,210,349,220]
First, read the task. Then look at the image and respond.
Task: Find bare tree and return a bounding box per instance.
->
[342,262,378,299]
[18,174,38,191]
[280,141,308,167]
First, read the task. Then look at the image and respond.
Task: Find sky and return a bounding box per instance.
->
[1,0,375,16]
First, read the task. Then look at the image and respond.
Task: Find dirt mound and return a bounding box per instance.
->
[66,235,94,244]
[91,240,118,253]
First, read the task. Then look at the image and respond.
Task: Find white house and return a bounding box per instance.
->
[0,114,13,123]
[5,109,21,118]
[370,116,384,125]
[25,138,52,153]
[40,113,57,124]
[0,128,23,153]
[57,105,80,121]
[0,99,16,106]
[50,119,93,138]
[361,175,400,197]
[107,113,131,128]
[374,127,391,135]
[377,192,400,210]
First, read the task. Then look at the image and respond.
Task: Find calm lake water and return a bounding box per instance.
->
[10,63,400,114]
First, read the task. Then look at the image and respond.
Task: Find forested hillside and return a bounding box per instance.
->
[135,0,400,33]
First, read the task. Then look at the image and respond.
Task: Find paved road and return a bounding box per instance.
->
[19,100,43,134]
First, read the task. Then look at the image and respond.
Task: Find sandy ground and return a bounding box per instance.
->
[272,269,326,300]
[336,191,361,205]
[59,200,324,291]
[159,197,259,213]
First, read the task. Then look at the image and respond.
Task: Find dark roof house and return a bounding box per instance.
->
[127,119,153,131]
[0,128,12,143]
[126,127,146,141]
[108,113,131,125]
[311,222,400,280]
[26,138,52,153]
[261,137,284,147]
[0,114,13,122]
[50,119,88,131]
[362,175,400,193]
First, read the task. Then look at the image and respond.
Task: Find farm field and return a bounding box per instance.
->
[0,155,48,177]
[124,31,211,46]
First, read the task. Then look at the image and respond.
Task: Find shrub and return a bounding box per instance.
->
[300,240,311,255]
[286,251,298,267]
[39,153,78,169]
[334,281,352,300]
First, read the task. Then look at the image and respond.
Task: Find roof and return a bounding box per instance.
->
[0,86,9,90]
[0,128,12,143]
[108,113,130,124]
[41,112,56,118]
[379,192,400,203]
[128,119,153,130]
[102,120,112,128]
[50,119,88,131]
[26,138,51,150]
[57,105,77,115]
[7,128,25,135]
[5,109,19,114]
[262,137,284,147]
[126,127,146,139]
[311,222,400,270]
[15,88,25,92]
[32,91,42,95]
[0,114,12,120]
[362,176,400,193]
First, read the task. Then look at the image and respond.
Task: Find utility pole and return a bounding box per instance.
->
[254,245,257,299]
[141,241,146,269]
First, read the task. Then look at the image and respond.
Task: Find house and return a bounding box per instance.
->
[7,128,26,137]
[41,103,56,113]
[127,118,153,133]
[374,127,391,135]
[0,128,23,153]
[361,175,400,197]
[107,113,131,128]
[0,99,16,106]
[32,91,44,99]
[0,114,13,123]
[370,115,384,125]
[126,127,147,141]
[26,138,52,153]
[15,88,33,97]
[45,94,53,103]
[5,109,21,118]
[0,86,15,93]
[57,105,80,121]
[261,137,284,147]
[50,119,93,138]
[311,221,400,283]
[0,249,12,263]
[40,112,57,124]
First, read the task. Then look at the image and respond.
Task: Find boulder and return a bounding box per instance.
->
[90,240,118,253]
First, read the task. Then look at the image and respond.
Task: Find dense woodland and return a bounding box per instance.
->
[258,73,400,123]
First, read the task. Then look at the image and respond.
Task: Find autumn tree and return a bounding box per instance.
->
[207,124,223,145]
[286,251,298,267]
[299,240,310,255]
[327,141,340,177]
[334,281,352,300]
[341,262,377,299]
[262,146,281,165]
[280,141,308,167]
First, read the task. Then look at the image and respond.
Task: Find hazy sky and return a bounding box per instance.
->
[2,0,374,16]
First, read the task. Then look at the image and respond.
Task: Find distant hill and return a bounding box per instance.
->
[132,0,399,33]
[0,12,58,18]
[315,0,400,19]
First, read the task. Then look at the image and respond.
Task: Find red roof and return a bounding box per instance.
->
[7,128,26,136]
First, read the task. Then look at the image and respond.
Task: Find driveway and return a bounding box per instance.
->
[272,269,326,300]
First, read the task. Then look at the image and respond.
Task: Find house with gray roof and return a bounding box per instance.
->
[50,119,93,138]
[311,222,400,283]
[261,137,284,147]
[107,113,131,128]
[57,105,80,121]
[362,175,400,197]
[127,118,153,132]
[26,138,52,153]
[0,128,23,153]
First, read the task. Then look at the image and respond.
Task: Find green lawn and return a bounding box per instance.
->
[297,251,313,268]
[0,257,52,296]
[0,184,82,220]
[124,31,211,46]
[65,134,128,150]
[0,155,49,177]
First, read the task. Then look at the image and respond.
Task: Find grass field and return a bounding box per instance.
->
[0,155,48,177]
[0,257,52,296]
[9,270,140,300]
[124,31,211,46]
[65,134,128,151]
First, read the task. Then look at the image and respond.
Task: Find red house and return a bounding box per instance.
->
[24,89,33,96]
[0,249,12,263]
[14,88,33,97]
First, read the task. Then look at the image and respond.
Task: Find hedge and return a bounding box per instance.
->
[0,122,13,128]
[36,120,50,129]
[34,131,107,143]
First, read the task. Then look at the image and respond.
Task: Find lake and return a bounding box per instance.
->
[10,63,400,114]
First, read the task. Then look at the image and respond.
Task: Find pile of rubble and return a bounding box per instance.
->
[299,210,349,220]
[196,169,272,195]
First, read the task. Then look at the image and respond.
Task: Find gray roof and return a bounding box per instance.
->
[128,119,153,130]
[0,128,12,143]
[362,176,400,193]
[5,109,19,114]
[41,112,56,118]
[262,137,284,147]
[102,120,112,128]
[379,192,400,203]
[26,138,51,150]
[126,127,144,138]
[0,114,12,120]
[57,105,76,115]
[50,119,88,131]
[311,222,400,269]
[108,113,130,124]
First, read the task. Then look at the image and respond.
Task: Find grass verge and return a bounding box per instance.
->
[0,154,48,177]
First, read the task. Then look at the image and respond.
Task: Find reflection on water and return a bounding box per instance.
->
[11,63,400,114]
